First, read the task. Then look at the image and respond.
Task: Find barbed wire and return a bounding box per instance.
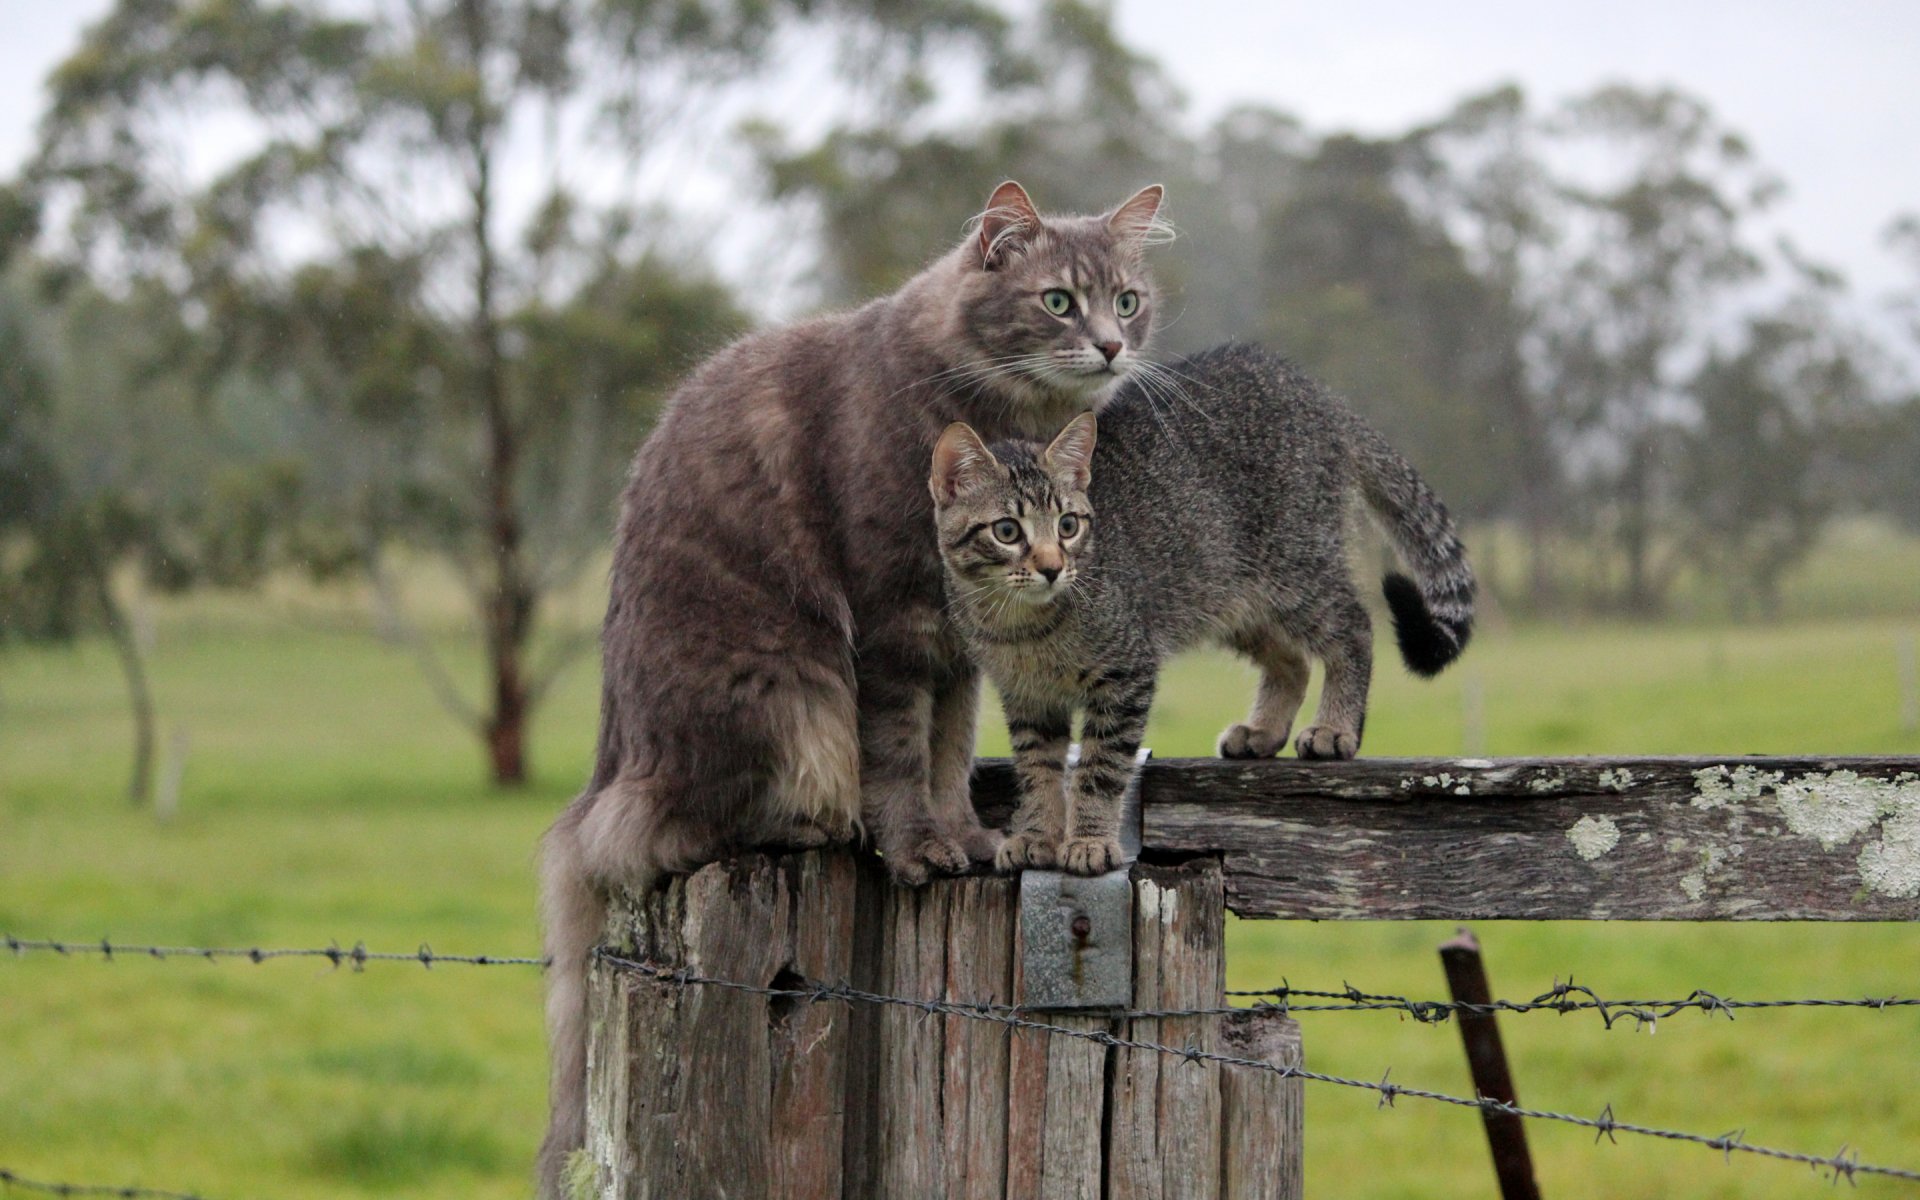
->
[1218,980,1920,1031]
[7,935,1915,1033]
[596,949,1920,1186]
[2,936,545,969]
[0,1166,211,1200]
[5,934,1917,1186]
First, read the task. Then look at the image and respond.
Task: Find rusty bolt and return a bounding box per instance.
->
[1070,913,1092,939]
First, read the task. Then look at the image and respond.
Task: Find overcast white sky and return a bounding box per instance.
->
[3,0,1916,310]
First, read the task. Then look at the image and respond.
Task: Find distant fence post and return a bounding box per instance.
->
[583,850,1303,1199]
[1900,633,1918,734]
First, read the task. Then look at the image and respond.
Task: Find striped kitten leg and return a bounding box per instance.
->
[995,701,1073,871]
[1295,591,1373,760]
[1061,666,1155,875]
[1219,629,1312,759]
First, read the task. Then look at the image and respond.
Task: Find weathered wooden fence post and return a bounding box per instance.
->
[581,753,1920,1198]
[583,848,1304,1198]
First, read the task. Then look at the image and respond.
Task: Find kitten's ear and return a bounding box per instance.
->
[1106,184,1168,246]
[931,423,999,503]
[976,180,1039,268]
[1043,413,1098,491]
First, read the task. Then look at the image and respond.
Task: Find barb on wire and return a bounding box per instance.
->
[596,949,1920,1186]
[0,1165,212,1200]
[2,935,547,970]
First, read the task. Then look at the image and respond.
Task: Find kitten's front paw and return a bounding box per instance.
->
[1294,725,1359,760]
[1219,723,1288,759]
[1060,836,1125,876]
[883,833,971,886]
[994,831,1057,872]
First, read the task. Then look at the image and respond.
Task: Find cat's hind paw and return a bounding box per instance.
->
[956,823,1007,865]
[994,831,1057,872]
[1294,725,1359,760]
[1218,723,1288,759]
[886,834,971,887]
[1060,836,1125,876]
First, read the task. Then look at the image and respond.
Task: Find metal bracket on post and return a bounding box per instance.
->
[1016,746,1150,1010]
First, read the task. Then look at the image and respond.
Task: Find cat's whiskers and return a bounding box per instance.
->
[886,352,1061,404]
[1132,359,1216,426]
[1125,365,1179,444]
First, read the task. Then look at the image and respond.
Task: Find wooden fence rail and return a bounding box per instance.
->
[973,756,1920,920]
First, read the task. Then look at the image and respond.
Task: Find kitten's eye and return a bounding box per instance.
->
[1058,513,1081,538]
[1115,290,1140,318]
[1041,289,1073,317]
[991,518,1024,544]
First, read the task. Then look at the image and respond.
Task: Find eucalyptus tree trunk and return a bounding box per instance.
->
[92,568,155,806]
[462,0,535,786]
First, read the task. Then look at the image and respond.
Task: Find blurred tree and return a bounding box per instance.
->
[1254,132,1528,526]
[0,281,62,642]
[1538,84,1780,615]
[0,270,310,803]
[1889,212,1920,349]
[1401,84,1563,606]
[751,0,1189,305]
[1677,284,1871,617]
[16,0,991,784]
[1862,214,1920,533]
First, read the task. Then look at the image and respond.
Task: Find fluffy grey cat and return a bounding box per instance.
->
[930,343,1475,874]
[536,180,1169,1192]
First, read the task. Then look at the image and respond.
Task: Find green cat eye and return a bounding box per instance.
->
[1041,289,1073,317]
[1058,513,1082,538]
[991,518,1024,544]
[1115,290,1140,318]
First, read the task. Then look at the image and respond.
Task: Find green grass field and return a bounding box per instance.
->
[2,566,1918,1197]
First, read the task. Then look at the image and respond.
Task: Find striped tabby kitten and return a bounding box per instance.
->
[930,344,1475,874]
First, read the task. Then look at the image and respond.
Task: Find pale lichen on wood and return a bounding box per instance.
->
[1566,814,1621,861]
[1685,765,1920,901]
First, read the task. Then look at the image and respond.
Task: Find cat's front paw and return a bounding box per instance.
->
[1219,723,1288,759]
[995,831,1057,872]
[886,834,971,886]
[1059,836,1125,876]
[1294,725,1359,760]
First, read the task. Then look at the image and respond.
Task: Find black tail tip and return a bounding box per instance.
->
[1383,572,1470,678]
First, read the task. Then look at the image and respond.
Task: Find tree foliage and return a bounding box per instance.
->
[16,0,1027,782]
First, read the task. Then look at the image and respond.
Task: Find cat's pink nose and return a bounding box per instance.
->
[1097,341,1122,363]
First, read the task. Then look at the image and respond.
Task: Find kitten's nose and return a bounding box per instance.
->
[1096,341,1122,363]
[1037,565,1061,583]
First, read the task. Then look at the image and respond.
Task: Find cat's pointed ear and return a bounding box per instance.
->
[931,423,999,502]
[1106,184,1168,246]
[976,180,1039,268]
[1043,413,1098,491]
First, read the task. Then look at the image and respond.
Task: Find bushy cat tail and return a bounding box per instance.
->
[536,801,608,1199]
[1350,423,1475,677]
[1382,572,1470,676]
